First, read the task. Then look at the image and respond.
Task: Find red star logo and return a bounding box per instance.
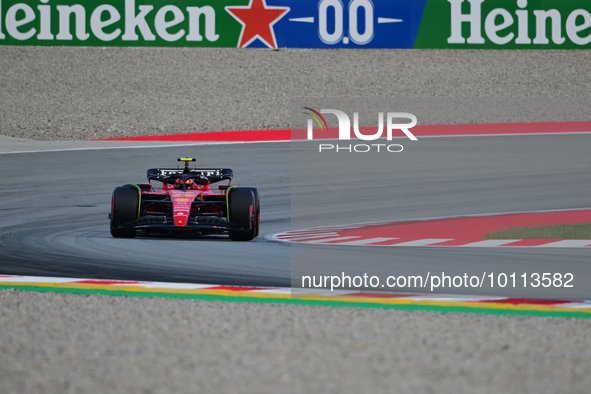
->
[225,0,290,49]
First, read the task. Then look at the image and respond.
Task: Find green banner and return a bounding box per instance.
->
[416,0,591,49]
[0,0,247,47]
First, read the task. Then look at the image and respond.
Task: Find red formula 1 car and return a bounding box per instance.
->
[109,158,260,241]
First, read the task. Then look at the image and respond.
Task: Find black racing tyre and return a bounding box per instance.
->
[110,185,139,238]
[242,187,260,237]
[228,188,256,241]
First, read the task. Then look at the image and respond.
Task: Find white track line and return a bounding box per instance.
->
[251,288,292,294]
[423,296,505,302]
[560,302,591,309]
[388,239,452,246]
[288,231,339,237]
[303,236,361,244]
[460,239,522,247]
[334,237,398,245]
[291,288,358,297]
[289,233,340,241]
[0,143,214,155]
[535,240,591,247]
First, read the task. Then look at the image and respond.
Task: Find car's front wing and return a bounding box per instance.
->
[115,214,248,234]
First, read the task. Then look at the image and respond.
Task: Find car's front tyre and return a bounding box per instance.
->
[228,187,257,241]
[110,185,139,238]
[241,187,260,237]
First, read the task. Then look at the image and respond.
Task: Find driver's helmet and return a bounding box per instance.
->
[174,178,183,190]
[185,178,196,189]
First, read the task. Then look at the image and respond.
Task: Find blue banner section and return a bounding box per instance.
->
[258,0,428,48]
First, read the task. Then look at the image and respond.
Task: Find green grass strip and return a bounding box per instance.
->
[485,222,591,239]
[2,285,590,319]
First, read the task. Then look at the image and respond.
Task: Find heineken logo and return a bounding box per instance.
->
[447,0,591,46]
[415,0,591,49]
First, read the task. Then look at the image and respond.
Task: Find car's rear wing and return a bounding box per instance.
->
[147,168,233,184]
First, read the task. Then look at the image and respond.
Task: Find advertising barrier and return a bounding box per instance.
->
[0,0,589,48]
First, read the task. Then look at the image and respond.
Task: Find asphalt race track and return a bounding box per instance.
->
[1,133,590,299]
[0,143,292,286]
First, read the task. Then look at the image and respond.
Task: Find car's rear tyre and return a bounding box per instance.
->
[242,187,260,237]
[110,185,139,238]
[228,188,256,241]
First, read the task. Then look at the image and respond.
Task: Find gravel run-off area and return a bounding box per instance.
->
[1,47,591,393]
[1,47,590,140]
[1,290,591,394]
